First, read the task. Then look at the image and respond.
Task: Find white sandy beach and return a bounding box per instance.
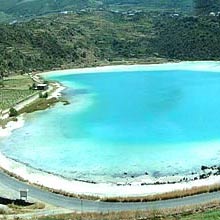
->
[1,61,220,198]
[41,61,220,77]
[0,116,25,138]
[1,150,220,198]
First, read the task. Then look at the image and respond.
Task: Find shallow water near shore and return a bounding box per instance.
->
[1,63,220,184]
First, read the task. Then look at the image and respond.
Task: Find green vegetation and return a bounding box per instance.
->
[194,0,220,15]
[0,11,13,23]
[39,92,48,98]
[0,75,36,110]
[9,107,18,117]
[0,0,98,22]
[1,11,220,77]
[19,97,59,114]
[1,5,220,219]
[104,0,194,12]
[0,0,194,23]
[1,75,34,89]
[182,210,220,220]
[2,0,220,23]
[7,202,45,214]
[0,89,35,110]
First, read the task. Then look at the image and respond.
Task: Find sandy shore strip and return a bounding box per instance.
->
[1,151,220,198]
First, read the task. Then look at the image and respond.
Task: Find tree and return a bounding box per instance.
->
[0,72,3,87]
[9,107,18,117]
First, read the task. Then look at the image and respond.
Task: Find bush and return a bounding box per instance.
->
[39,92,48,98]
[43,92,48,98]
[39,92,43,98]
[9,107,18,117]
[32,82,36,90]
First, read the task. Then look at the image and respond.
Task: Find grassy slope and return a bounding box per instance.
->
[1,11,220,76]
[0,0,97,19]
[0,0,195,22]
[0,11,156,75]
[2,0,220,23]
[104,0,194,12]
[182,210,220,219]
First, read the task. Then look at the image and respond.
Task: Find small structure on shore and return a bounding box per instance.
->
[35,83,48,91]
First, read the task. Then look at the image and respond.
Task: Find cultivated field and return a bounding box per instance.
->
[0,75,36,110]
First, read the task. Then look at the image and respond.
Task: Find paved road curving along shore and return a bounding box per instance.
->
[1,170,220,212]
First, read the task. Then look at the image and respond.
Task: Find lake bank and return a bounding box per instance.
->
[2,149,220,199]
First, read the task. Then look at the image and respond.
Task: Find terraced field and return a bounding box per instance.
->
[0,89,36,110]
[0,75,36,110]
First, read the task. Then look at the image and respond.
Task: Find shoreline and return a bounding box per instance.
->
[41,61,220,77]
[1,150,220,198]
[0,80,66,134]
[0,116,25,138]
[1,61,220,198]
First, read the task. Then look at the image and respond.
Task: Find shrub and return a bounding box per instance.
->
[43,92,48,98]
[31,82,36,90]
[9,107,18,117]
[39,92,48,98]
[39,92,43,98]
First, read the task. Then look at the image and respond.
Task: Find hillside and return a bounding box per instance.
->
[0,0,201,23]
[2,0,220,23]
[1,11,220,76]
[0,0,100,22]
[103,0,193,12]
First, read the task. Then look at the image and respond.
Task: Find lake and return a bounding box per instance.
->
[1,62,220,184]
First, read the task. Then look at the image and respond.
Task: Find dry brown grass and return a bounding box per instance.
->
[0,117,17,128]
[32,200,220,220]
[27,203,45,210]
[0,208,7,215]
[102,184,220,202]
[8,202,45,211]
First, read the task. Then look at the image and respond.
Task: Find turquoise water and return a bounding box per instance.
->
[1,66,220,183]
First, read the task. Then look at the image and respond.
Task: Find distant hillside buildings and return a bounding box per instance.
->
[194,0,220,15]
